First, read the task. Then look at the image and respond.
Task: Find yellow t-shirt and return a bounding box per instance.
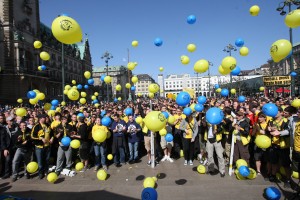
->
[50,120,61,130]
[294,121,300,152]
[185,118,194,139]
[174,114,186,129]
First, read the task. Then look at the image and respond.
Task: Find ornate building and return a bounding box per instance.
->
[0,0,92,104]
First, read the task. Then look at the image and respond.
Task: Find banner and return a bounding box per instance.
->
[263,76,291,86]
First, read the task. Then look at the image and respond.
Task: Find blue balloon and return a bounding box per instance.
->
[197,96,206,104]
[101,110,106,117]
[114,98,118,103]
[220,89,229,97]
[61,13,69,17]
[206,107,224,125]
[141,188,158,200]
[187,15,196,24]
[93,99,99,104]
[100,75,106,81]
[131,86,136,91]
[291,71,297,77]
[77,84,83,90]
[162,111,169,119]
[231,66,241,76]
[262,103,278,118]
[84,85,89,89]
[194,104,204,112]
[238,96,246,103]
[183,107,193,116]
[235,38,244,47]
[102,116,112,127]
[238,166,250,177]
[165,133,174,142]
[214,84,220,89]
[61,137,71,146]
[27,91,36,99]
[51,99,59,106]
[77,113,84,118]
[176,92,191,106]
[154,38,163,47]
[87,78,94,85]
[124,108,133,116]
[50,106,56,110]
[265,187,281,200]
[41,65,46,71]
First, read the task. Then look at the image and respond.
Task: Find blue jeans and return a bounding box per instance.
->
[35,146,50,175]
[128,142,139,161]
[114,147,125,164]
[94,145,106,166]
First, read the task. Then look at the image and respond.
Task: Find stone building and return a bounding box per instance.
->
[135,74,156,96]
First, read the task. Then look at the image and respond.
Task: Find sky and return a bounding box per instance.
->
[39,0,300,81]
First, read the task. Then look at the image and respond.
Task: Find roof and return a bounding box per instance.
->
[137,74,154,81]
[93,65,127,73]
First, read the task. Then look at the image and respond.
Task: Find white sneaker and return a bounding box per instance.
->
[203,159,208,166]
[189,160,193,166]
[168,157,174,163]
[161,155,168,162]
[184,160,188,165]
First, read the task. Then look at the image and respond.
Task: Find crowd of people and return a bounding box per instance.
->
[0,96,299,189]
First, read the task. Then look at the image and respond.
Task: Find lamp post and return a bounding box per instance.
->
[276,0,300,97]
[195,72,199,97]
[61,44,65,102]
[101,51,113,102]
[223,44,237,94]
[208,61,213,97]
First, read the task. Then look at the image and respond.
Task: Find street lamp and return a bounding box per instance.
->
[101,51,113,102]
[223,44,237,93]
[61,44,65,102]
[194,72,199,97]
[208,61,213,97]
[276,0,300,97]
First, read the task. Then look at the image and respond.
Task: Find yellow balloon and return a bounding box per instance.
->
[75,162,84,171]
[159,67,164,72]
[190,103,196,112]
[47,172,58,183]
[65,85,71,90]
[125,83,131,89]
[27,162,38,173]
[33,89,40,94]
[17,98,23,103]
[181,55,190,65]
[255,135,271,149]
[84,71,91,79]
[33,41,42,49]
[72,86,77,90]
[236,159,248,169]
[29,98,38,105]
[239,46,249,56]
[107,154,113,160]
[55,107,61,112]
[61,101,66,106]
[236,172,247,180]
[118,97,122,101]
[37,93,45,100]
[259,87,265,92]
[270,39,292,62]
[221,56,237,70]
[131,76,138,83]
[180,149,184,157]
[159,128,167,136]
[247,168,257,179]
[230,89,236,94]
[143,177,155,188]
[81,92,87,97]
[280,166,286,176]
[70,139,80,149]
[94,92,99,96]
[216,88,222,93]
[249,5,260,16]
[292,99,300,108]
[91,95,96,100]
[148,92,154,98]
[93,129,107,143]
[107,131,111,139]
[104,76,112,83]
[148,83,159,93]
[16,108,27,117]
[95,103,100,108]
[44,103,51,111]
[79,98,86,104]
[135,116,143,124]
[197,165,206,174]
[72,80,76,85]
[218,65,231,75]
[137,93,142,97]
[97,169,107,181]
[63,89,68,95]
[187,44,196,52]
[168,115,175,125]
[194,59,209,73]
[48,110,55,117]
[51,15,82,44]
[40,51,50,61]
[276,173,282,181]
[132,40,138,47]
[152,177,158,182]
[38,66,42,71]
[127,62,137,71]
[285,10,300,28]
[116,84,122,91]
[144,111,167,132]
[67,89,80,101]
[292,171,299,179]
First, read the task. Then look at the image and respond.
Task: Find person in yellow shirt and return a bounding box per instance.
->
[92,117,109,171]
[173,108,185,159]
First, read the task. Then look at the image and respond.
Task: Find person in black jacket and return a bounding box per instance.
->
[11,121,32,182]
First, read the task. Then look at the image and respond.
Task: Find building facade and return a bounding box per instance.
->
[135,74,156,96]
[0,0,92,104]
[93,66,133,100]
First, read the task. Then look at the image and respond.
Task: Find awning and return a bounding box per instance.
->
[276,88,290,93]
